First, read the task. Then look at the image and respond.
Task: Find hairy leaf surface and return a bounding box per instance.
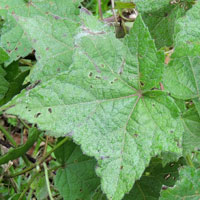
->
[2,15,183,200]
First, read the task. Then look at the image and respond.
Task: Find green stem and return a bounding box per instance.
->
[0,124,30,166]
[118,9,134,22]
[186,154,195,168]
[19,59,33,67]
[18,171,40,200]
[0,124,17,147]
[9,175,18,193]
[27,188,33,200]
[39,135,54,148]
[22,154,30,166]
[18,164,62,200]
[50,164,62,172]
[6,137,68,178]
[43,162,54,200]
[19,119,30,129]
[20,119,54,148]
[98,0,103,20]
[21,128,30,166]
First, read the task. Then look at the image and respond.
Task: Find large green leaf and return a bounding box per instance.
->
[2,15,183,200]
[160,166,200,200]
[0,0,82,66]
[54,140,106,200]
[125,157,184,200]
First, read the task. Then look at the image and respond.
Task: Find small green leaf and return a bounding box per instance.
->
[7,117,18,127]
[160,166,200,200]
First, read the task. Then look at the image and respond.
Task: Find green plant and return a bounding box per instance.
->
[0,0,200,199]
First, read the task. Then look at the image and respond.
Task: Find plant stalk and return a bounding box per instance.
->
[186,154,195,168]
[43,162,54,200]
[18,171,40,200]
[98,0,103,20]
[0,124,30,166]
[0,124,17,147]
[6,137,68,178]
